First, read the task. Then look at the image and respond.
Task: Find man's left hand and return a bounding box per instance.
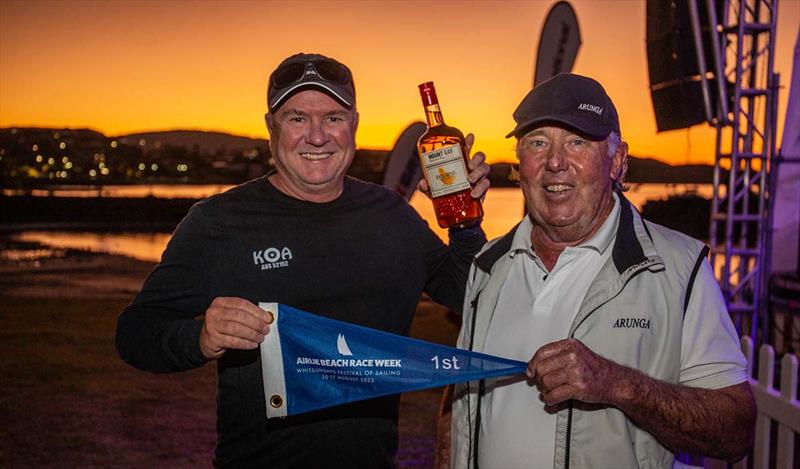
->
[526,338,628,406]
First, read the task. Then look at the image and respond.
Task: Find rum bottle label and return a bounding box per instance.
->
[420,144,471,198]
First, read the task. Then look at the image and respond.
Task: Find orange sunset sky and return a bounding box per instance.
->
[1,0,798,166]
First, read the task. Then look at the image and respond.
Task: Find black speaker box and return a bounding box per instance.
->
[646,0,725,131]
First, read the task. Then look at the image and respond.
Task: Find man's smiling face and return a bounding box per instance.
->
[267,89,358,202]
[517,125,625,244]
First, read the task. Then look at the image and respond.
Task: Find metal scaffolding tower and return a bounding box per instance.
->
[706,0,779,345]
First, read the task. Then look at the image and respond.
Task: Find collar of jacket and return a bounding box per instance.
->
[474,191,652,275]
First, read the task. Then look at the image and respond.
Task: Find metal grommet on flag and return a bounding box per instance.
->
[270,394,284,408]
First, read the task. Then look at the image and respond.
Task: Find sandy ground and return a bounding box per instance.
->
[0,238,458,468]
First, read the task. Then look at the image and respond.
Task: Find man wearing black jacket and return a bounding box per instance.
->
[115,52,489,468]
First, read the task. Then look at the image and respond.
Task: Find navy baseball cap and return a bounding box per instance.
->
[507,73,619,140]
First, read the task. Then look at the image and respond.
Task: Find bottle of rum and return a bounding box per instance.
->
[416,81,483,229]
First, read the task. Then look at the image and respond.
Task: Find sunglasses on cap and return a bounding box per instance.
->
[271,59,352,89]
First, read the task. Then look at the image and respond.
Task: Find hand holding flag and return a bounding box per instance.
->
[199,297,274,359]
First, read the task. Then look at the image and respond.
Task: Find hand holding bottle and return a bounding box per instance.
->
[416,81,485,228]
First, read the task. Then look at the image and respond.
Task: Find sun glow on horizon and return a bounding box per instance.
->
[1,0,797,166]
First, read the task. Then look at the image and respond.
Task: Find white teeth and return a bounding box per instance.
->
[545,184,571,192]
[300,153,330,160]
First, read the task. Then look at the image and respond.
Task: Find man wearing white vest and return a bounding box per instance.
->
[447,73,755,468]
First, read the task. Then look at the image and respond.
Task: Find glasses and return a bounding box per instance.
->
[271,59,351,89]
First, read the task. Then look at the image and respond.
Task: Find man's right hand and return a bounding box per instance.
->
[199,297,273,360]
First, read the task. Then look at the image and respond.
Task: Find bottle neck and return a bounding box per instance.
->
[419,84,445,128]
[424,103,445,127]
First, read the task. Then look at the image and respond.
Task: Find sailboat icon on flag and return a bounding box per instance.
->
[337,334,353,356]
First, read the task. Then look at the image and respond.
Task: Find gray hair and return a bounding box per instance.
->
[607,131,621,158]
[607,131,627,192]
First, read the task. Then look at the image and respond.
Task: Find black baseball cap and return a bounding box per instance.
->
[506,73,619,140]
[268,53,355,112]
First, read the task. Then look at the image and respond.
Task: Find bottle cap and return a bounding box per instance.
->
[418,81,438,106]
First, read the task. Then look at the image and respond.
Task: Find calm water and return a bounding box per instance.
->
[8,183,711,263]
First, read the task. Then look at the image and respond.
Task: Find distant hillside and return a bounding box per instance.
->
[0,127,109,145]
[487,156,718,187]
[625,156,718,183]
[116,130,268,153]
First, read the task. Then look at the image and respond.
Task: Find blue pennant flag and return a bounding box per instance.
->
[259,303,527,418]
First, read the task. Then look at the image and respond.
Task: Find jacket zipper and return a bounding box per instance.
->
[564,402,573,468]
[468,294,481,469]
[564,310,594,469]
[563,327,581,468]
